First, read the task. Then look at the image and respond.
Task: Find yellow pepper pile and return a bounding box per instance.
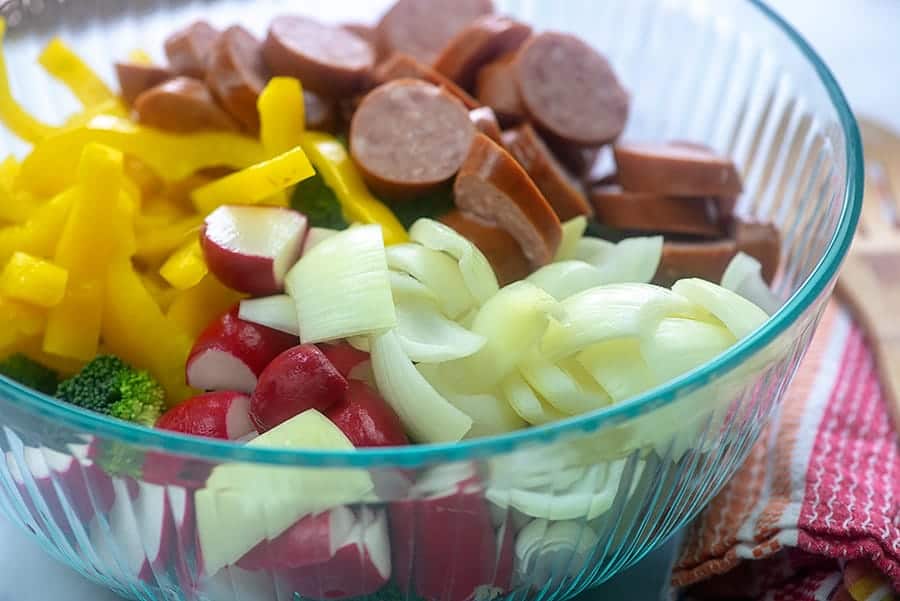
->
[0,20,408,405]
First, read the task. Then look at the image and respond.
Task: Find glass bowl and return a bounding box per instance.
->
[0,1,862,600]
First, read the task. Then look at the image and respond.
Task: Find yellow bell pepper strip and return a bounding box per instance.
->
[191,146,315,214]
[38,38,117,108]
[124,156,165,201]
[159,237,208,290]
[104,256,197,404]
[166,275,245,340]
[0,156,34,223]
[63,98,127,129]
[298,132,408,245]
[18,338,86,377]
[0,189,75,266]
[258,77,305,155]
[0,296,46,338]
[0,252,68,307]
[141,273,179,311]
[44,143,126,360]
[128,49,153,64]
[0,19,61,143]
[18,115,268,197]
[135,213,204,265]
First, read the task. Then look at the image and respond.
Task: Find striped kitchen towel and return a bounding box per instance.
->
[674,302,900,600]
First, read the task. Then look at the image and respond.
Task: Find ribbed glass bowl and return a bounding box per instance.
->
[0,1,862,600]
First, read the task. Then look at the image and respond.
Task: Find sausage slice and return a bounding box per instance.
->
[547,139,600,178]
[475,53,525,126]
[134,77,239,133]
[734,220,780,283]
[350,79,476,199]
[376,0,494,65]
[590,186,724,238]
[305,90,338,132]
[206,26,269,133]
[115,62,175,106]
[441,210,530,285]
[468,107,502,144]
[374,52,479,109]
[656,239,737,287]
[502,124,593,221]
[164,20,220,79]
[341,23,382,59]
[263,16,375,98]
[515,32,629,146]
[454,133,562,268]
[432,15,532,92]
[613,142,743,198]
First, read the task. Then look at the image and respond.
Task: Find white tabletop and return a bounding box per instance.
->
[1,1,897,599]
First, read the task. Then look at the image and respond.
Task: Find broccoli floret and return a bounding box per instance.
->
[383,184,455,229]
[91,439,145,480]
[0,354,59,395]
[56,355,164,426]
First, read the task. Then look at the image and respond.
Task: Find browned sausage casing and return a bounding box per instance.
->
[441,210,531,285]
[164,21,220,79]
[432,15,532,92]
[590,185,724,238]
[134,77,239,133]
[475,53,525,126]
[376,0,494,65]
[350,79,476,199]
[206,26,269,134]
[263,16,375,98]
[115,62,175,106]
[468,107,502,144]
[515,32,629,146]
[656,240,737,287]
[613,142,743,198]
[454,133,562,268]
[502,124,593,221]
[547,139,600,179]
[374,53,479,110]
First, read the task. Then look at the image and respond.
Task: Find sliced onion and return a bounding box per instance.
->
[572,237,615,266]
[514,519,599,585]
[390,270,438,302]
[519,352,610,415]
[526,261,607,300]
[554,216,588,262]
[386,243,473,318]
[346,336,370,352]
[369,329,472,443]
[577,339,657,403]
[721,252,781,315]
[446,391,527,438]
[500,372,568,426]
[394,293,486,363]
[672,278,769,339]
[409,218,499,305]
[597,236,663,284]
[239,295,299,335]
[641,317,736,382]
[286,224,396,343]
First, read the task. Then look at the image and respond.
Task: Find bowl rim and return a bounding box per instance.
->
[0,0,864,468]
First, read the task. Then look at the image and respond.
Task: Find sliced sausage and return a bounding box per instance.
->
[454,133,562,268]
[134,77,239,133]
[374,52,479,110]
[350,79,476,199]
[376,0,494,65]
[734,220,780,283]
[656,239,737,287]
[547,139,600,178]
[502,123,593,221]
[206,26,269,133]
[341,23,383,59]
[475,53,525,126]
[515,32,629,146]
[590,186,724,238]
[613,142,743,198]
[263,16,375,98]
[432,15,532,92]
[115,62,175,106]
[304,90,338,132]
[164,20,220,79]
[468,107,502,144]
[441,210,530,285]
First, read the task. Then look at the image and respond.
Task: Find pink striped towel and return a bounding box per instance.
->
[674,302,900,600]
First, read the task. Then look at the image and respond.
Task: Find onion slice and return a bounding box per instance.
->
[672,278,769,339]
[554,216,588,262]
[386,243,474,318]
[721,252,781,315]
[526,261,607,301]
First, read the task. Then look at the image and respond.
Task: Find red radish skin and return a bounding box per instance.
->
[186,305,298,393]
[157,391,255,440]
[201,205,309,296]
[325,380,409,447]
[237,506,355,571]
[318,342,370,379]
[250,344,348,432]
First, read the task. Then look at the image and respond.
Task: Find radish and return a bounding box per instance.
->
[5,445,115,537]
[250,345,348,432]
[201,205,308,296]
[157,391,255,440]
[286,508,392,600]
[318,342,370,379]
[325,380,409,447]
[186,305,298,393]
[239,295,299,336]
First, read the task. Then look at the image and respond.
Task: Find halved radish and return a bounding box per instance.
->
[186,305,298,393]
[318,342,370,379]
[201,205,309,296]
[250,345,348,432]
[237,505,355,570]
[157,391,255,440]
[239,295,300,336]
[325,380,409,448]
[286,508,392,600]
